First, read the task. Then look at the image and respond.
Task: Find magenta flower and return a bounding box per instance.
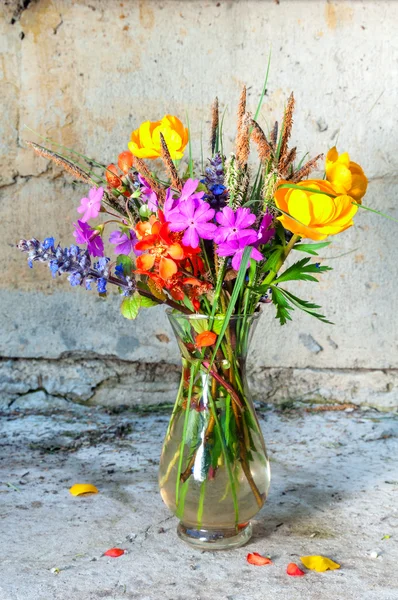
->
[256,212,275,246]
[164,179,205,222]
[73,220,104,257]
[109,229,141,256]
[77,187,104,223]
[168,198,217,248]
[217,231,263,271]
[138,175,158,212]
[214,207,257,244]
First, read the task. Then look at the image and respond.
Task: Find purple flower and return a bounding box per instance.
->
[256,212,275,246]
[77,187,104,223]
[214,207,257,245]
[109,229,141,256]
[217,231,263,271]
[73,220,104,257]
[138,175,158,212]
[168,198,217,248]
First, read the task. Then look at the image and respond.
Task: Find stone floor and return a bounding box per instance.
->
[0,403,397,600]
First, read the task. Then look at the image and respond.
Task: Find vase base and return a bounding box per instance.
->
[177,521,252,551]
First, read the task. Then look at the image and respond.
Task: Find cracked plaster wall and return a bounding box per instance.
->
[0,0,397,410]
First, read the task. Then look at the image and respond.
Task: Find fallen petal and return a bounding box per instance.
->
[300,555,340,572]
[247,552,272,566]
[287,562,305,576]
[104,548,125,558]
[69,483,99,496]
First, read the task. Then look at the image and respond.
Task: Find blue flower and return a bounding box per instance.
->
[210,184,226,196]
[115,264,125,278]
[43,237,55,250]
[97,278,107,294]
[68,272,82,286]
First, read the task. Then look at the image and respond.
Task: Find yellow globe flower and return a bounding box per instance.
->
[325,146,368,202]
[128,115,189,160]
[274,180,358,240]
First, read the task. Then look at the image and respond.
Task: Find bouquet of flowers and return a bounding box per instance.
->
[17,85,369,549]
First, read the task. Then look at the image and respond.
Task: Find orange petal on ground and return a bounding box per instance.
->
[136,254,156,271]
[104,548,125,558]
[69,483,99,496]
[287,563,305,576]
[196,330,217,347]
[247,552,272,566]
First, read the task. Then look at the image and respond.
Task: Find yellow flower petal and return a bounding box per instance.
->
[69,483,99,496]
[288,190,312,225]
[300,555,340,572]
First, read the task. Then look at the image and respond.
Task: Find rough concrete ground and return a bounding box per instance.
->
[0,404,397,600]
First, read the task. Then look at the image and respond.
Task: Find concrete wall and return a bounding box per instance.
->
[1,0,397,411]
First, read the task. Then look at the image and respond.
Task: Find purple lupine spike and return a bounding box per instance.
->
[202,153,228,209]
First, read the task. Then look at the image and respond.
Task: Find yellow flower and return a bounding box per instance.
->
[128,115,189,160]
[274,180,358,240]
[325,146,367,202]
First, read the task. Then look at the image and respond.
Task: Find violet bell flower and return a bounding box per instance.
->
[138,175,158,212]
[214,206,257,244]
[255,212,275,246]
[73,220,104,257]
[77,187,104,222]
[109,229,141,256]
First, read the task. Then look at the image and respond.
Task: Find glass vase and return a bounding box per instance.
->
[158,311,271,550]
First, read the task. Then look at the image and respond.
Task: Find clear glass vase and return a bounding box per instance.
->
[158,311,271,550]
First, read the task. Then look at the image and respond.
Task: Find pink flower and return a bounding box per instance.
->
[77,187,104,223]
[168,198,217,248]
[73,220,104,257]
[214,206,257,244]
[164,179,205,222]
[217,231,262,271]
[109,230,141,256]
[256,212,275,246]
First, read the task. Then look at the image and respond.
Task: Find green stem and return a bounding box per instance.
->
[175,363,197,507]
[262,233,300,287]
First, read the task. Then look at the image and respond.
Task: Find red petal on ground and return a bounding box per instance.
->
[247,552,272,566]
[104,548,125,558]
[287,562,305,576]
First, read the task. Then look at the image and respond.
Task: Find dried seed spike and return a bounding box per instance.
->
[247,115,273,163]
[270,121,278,148]
[159,132,183,191]
[279,92,295,165]
[279,146,297,174]
[25,141,92,183]
[131,155,165,201]
[236,85,247,135]
[289,153,323,182]
[210,97,219,154]
[235,107,250,170]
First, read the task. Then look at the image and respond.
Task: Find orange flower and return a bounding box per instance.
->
[135,217,185,281]
[105,164,122,188]
[118,151,134,174]
[196,330,217,348]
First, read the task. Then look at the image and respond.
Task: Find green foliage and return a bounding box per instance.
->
[274,257,332,284]
[271,285,333,325]
[293,241,331,256]
[120,293,141,320]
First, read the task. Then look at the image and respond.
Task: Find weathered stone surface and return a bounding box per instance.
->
[0,0,397,408]
[0,404,397,599]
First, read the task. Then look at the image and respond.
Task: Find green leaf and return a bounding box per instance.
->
[353,202,398,224]
[212,314,225,335]
[261,246,284,273]
[120,293,141,319]
[293,241,331,256]
[275,286,333,324]
[271,286,293,326]
[274,257,332,284]
[139,296,158,308]
[116,255,133,276]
